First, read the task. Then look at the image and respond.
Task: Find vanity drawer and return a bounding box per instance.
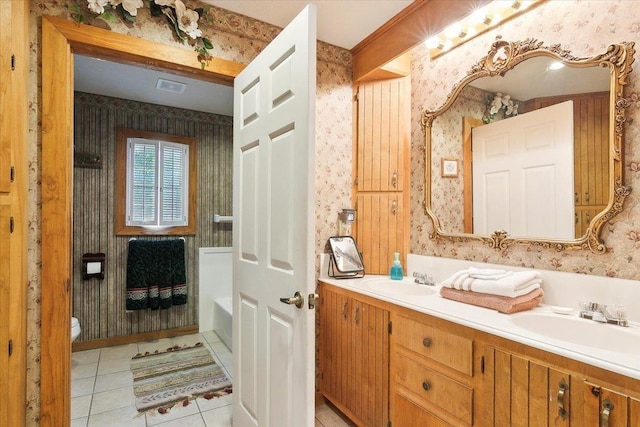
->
[393,313,473,376]
[394,352,473,425]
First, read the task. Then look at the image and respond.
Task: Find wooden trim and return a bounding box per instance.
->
[41,17,74,427]
[114,128,198,236]
[400,76,411,265]
[72,325,199,352]
[40,16,244,427]
[462,116,483,233]
[42,16,244,86]
[351,0,492,82]
[4,1,30,426]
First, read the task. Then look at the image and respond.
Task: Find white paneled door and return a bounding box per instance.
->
[472,100,575,239]
[232,5,317,427]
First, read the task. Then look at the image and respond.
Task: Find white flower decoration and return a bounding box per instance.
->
[174,0,202,39]
[87,0,109,14]
[154,0,175,5]
[109,0,144,16]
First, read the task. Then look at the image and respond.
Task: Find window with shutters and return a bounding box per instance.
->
[115,128,197,236]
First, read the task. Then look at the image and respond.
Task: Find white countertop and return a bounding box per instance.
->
[319,274,640,380]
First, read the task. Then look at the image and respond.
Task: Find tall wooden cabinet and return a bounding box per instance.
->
[354,77,410,274]
[0,1,29,425]
[319,283,390,426]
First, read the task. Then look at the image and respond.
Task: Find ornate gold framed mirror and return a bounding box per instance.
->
[421,38,635,253]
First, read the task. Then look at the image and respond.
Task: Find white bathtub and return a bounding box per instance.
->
[214,297,232,351]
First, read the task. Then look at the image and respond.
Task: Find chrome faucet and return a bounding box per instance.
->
[413,272,435,286]
[579,302,628,327]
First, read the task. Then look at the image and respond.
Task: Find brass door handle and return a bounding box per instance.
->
[392,170,398,188]
[557,379,568,420]
[279,291,304,309]
[601,398,614,427]
[391,198,397,215]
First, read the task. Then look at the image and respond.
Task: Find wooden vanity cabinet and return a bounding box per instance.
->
[573,381,640,427]
[480,344,640,427]
[482,346,571,426]
[318,283,390,426]
[319,282,640,427]
[390,308,476,426]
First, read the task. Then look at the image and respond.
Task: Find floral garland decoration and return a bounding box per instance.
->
[482,92,519,124]
[81,0,213,68]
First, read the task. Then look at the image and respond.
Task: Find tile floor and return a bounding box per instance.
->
[71,331,353,426]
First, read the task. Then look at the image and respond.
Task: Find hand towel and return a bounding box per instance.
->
[468,267,512,280]
[439,287,544,314]
[440,270,541,298]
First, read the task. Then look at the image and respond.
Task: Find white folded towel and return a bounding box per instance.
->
[440,269,542,298]
[468,267,512,280]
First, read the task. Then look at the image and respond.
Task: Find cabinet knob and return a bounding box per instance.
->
[423,338,431,347]
[422,381,431,391]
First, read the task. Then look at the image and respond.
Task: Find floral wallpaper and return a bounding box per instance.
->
[28,1,353,423]
[410,0,640,279]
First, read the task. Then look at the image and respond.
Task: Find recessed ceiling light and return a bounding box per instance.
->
[156,78,187,94]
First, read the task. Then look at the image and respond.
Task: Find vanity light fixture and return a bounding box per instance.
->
[445,23,467,39]
[424,0,543,59]
[425,36,445,50]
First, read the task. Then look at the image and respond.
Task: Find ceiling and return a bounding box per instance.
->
[202,1,413,50]
[74,55,236,116]
[74,1,414,116]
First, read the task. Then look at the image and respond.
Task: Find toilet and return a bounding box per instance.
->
[71,317,81,342]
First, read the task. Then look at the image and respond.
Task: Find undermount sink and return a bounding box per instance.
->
[509,311,640,355]
[359,278,436,297]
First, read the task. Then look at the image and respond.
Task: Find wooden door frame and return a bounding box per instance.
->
[40,16,243,426]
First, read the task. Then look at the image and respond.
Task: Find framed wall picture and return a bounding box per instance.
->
[441,158,459,177]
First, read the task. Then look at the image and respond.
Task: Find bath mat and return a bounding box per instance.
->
[130,342,232,413]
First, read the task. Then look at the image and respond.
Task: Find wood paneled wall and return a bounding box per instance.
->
[72,92,232,342]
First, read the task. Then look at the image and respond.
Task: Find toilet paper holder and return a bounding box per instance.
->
[82,252,105,280]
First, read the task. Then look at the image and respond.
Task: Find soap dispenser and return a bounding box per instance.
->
[390,252,403,280]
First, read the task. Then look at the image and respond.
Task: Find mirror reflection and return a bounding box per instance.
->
[431,56,610,240]
[422,39,635,253]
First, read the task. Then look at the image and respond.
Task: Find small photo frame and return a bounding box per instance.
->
[441,158,459,177]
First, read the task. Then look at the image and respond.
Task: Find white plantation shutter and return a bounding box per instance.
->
[160,142,188,226]
[126,138,188,227]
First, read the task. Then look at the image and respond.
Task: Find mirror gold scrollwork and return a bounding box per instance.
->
[421,38,635,253]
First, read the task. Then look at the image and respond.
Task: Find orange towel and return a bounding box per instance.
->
[439,287,543,314]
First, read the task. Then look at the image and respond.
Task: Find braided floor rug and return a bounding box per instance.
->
[131,342,232,413]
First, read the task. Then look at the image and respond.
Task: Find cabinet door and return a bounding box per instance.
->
[0,205,9,426]
[0,0,11,193]
[356,77,409,193]
[319,284,350,404]
[484,347,571,426]
[319,284,390,426]
[393,392,449,427]
[356,193,404,275]
[581,382,633,427]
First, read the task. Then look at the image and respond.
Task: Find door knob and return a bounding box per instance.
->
[279,291,304,308]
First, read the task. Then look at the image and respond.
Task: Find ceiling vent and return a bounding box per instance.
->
[156,78,187,94]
